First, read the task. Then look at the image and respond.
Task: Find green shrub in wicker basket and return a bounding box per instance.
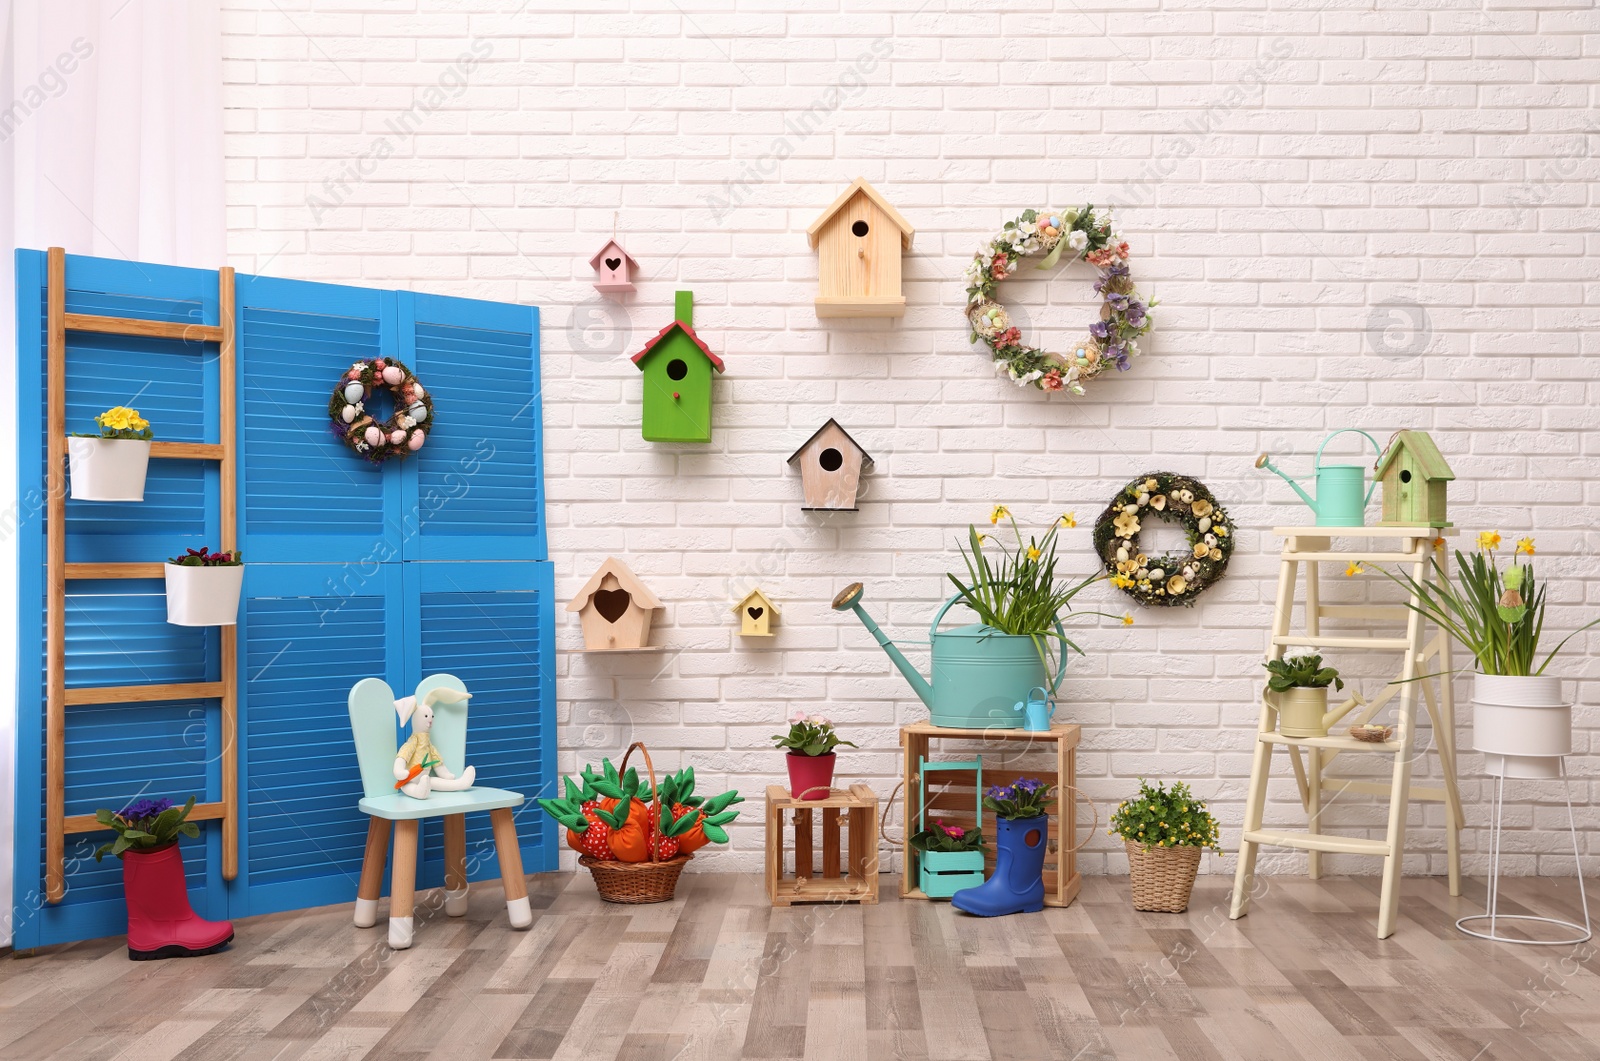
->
[1109,779,1221,912]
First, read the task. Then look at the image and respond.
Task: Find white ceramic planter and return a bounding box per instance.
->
[165,564,244,627]
[1277,686,1329,738]
[1473,673,1570,779]
[67,437,151,502]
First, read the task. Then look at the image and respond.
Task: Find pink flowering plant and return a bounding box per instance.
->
[910,817,985,854]
[771,710,857,757]
[167,546,242,567]
[964,205,1154,395]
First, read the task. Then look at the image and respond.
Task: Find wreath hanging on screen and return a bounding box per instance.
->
[328,357,433,463]
[964,205,1154,395]
[1093,472,1234,607]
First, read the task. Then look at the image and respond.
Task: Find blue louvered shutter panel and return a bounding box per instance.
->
[236,276,399,563]
[399,292,544,561]
[411,562,557,888]
[236,563,406,917]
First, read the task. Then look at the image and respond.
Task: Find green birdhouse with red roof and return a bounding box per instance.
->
[631,291,724,443]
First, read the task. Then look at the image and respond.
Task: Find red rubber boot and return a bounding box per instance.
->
[122,843,234,960]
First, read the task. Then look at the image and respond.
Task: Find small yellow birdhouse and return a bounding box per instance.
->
[807,178,914,318]
[733,588,779,637]
[567,557,664,651]
[787,418,874,511]
[1375,430,1455,528]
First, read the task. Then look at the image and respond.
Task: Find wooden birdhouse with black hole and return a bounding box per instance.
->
[733,588,779,638]
[631,290,724,443]
[589,240,637,294]
[788,418,874,511]
[807,177,914,318]
[1375,430,1455,528]
[567,556,664,651]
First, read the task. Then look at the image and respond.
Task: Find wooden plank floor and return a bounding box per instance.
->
[2,872,1597,1061]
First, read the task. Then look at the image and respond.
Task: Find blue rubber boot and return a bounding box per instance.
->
[950,815,1047,916]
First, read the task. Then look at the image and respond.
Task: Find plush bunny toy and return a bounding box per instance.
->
[393,686,476,799]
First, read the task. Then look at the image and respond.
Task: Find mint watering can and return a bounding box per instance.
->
[831,583,1067,730]
[1255,429,1382,528]
[1014,687,1055,732]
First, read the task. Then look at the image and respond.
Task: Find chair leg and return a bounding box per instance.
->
[489,808,532,929]
[355,817,390,928]
[390,819,419,949]
[444,814,468,917]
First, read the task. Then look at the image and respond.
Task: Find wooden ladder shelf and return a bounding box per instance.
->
[1229,526,1464,938]
[43,247,240,902]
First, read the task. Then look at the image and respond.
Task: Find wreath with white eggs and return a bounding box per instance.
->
[1092,472,1235,607]
[328,357,433,463]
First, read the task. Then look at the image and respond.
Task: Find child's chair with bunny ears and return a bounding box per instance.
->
[348,673,532,949]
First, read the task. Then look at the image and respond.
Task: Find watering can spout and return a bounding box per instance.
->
[1255,452,1317,509]
[831,583,935,709]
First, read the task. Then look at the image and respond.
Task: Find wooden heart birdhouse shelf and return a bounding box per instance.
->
[1375,430,1455,527]
[788,418,873,511]
[589,239,637,294]
[568,557,665,652]
[734,588,779,637]
[807,178,914,318]
[632,291,725,443]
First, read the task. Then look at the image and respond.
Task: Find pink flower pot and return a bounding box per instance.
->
[786,752,836,801]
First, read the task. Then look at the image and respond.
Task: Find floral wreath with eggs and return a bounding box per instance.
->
[1092,472,1235,607]
[328,357,433,462]
[965,205,1154,395]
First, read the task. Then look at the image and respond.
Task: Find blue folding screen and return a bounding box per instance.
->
[13,251,555,948]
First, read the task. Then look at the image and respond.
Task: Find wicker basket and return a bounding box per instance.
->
[1125,839,1202,913]
[579,741,693,904]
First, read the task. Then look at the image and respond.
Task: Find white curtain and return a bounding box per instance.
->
[0,0,223,948]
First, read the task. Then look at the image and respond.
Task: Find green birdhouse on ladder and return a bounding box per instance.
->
[631,291,724,443]
[1375,430,1455,527]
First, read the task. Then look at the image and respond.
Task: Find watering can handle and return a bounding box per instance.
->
[930,593,1070,694]
[1313,428,1382,472]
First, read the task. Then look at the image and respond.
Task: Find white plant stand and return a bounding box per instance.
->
[1456,760,1592,946]
[1230,527,1464,939]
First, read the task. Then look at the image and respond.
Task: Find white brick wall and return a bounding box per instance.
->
[220,2,1600,882]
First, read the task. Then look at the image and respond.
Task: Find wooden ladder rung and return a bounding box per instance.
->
[65,681,224,706]
[1241,828,1391,857]
[64,312,222,343]
[1273,635,1412,650]
[64,562,166,579]
[1260,732,1402,753]
[60,439,223,460]
[1323,778,1447,802]
[63,800,226,835]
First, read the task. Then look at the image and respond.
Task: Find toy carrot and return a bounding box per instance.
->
[394,755,441,790]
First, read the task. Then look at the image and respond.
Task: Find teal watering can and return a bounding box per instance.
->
[1014,686,1055,732]
[831,583,1067,730]
[1255,428,1382,528]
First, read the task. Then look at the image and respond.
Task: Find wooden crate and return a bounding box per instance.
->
[764,784,880,906]
[900,723,1083,908]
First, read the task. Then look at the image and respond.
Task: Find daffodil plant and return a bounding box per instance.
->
[73,406,153,441]
[1364,533,1600,677]
[948,507,1130,670]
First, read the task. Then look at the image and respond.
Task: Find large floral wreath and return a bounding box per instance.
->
[1092,473,1234,607]
[328,357,433,463]
[965,205,1154,395]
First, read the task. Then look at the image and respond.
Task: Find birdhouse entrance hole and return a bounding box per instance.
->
[594,588,632,623]
[819,447,844,472]
[747,606,763,620]
[604,257,621,271]
[666,358,688,381]
[851,220,869,237]
[1400,469,1412,483]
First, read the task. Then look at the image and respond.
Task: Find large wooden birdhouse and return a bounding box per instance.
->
[787,418,874,511]
[589,240,637,294]
[733,588,779,637]
[1376,430,1455,527]
[631,291,725,443]
[807,178,914,318]
[567,557,665,651]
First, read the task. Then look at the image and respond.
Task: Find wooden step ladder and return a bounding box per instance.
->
[1229,526,1463,938]
[44,247,239,902]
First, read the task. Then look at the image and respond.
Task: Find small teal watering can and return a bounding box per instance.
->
[832,583,1067,730]
[1255,428,1382,528]
[1013,686,1055,732]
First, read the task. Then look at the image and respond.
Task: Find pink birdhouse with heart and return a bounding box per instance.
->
[589,240,637,295]
[567,556,663,651]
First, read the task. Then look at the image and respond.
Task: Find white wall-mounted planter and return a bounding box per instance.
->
[1473,673,1570,779]
[67,437,151,502]
[165,564,244,627]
